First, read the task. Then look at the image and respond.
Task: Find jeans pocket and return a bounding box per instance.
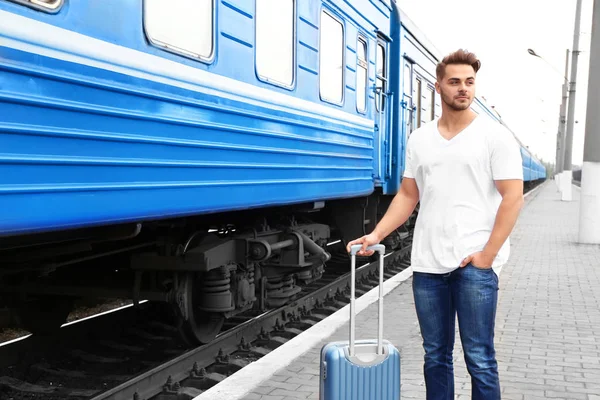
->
[470,262,492,271]
[468,263,498,289]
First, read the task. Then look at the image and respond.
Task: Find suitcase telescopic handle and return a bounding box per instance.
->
[349,244,385,357]
[350,243,385,256]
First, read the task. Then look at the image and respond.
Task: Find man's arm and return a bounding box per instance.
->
[373,177,420,241]
[346,177,420,256]
[460,179,524,268]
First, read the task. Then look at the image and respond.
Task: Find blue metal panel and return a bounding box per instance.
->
[297,7,320,79]
[0,1,380,236]
[219,0,255,82]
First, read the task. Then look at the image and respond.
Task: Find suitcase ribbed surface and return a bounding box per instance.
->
[321,342,401,399]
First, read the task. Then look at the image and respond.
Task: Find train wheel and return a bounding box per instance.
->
[178,309,225,346]
[174,272,225,346]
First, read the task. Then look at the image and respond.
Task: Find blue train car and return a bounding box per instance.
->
[518,137,547,185]
[0,0,387,237]
[0,0,545,343]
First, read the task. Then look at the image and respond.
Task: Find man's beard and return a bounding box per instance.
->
[440,90,471,111]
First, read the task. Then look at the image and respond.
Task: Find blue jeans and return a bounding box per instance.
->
[412,263,500,400]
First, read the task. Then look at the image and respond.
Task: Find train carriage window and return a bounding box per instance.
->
[376,43,386,111]
[256,0,295,88]
[8,0,63,11]
[144,0,214,62]
[319,10,344,104]
[356,37,368,113]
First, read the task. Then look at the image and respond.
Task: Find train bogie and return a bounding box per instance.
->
[128,219,333,344]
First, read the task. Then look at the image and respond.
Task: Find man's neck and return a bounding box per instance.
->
[437,109,477,137]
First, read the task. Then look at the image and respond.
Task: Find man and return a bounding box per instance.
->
[346,49,524,400]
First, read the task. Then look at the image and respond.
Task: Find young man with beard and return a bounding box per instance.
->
[346,49,524,399]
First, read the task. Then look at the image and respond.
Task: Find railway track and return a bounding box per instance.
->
[0,242,411,400]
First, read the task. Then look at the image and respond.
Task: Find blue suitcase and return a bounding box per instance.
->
[319,244,401,399]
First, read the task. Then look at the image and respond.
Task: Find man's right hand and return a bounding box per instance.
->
[346,233,381,256]
[344,177,419,257]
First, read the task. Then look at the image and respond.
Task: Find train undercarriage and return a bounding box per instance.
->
[130,219,332,344]
[0,192,410,345]
[0,178,546,345]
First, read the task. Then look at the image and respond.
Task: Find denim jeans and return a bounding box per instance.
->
[412,263,500,400]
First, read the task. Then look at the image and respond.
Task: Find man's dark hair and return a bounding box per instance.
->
[436,49,481,81]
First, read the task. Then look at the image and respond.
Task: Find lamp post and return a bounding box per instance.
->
[527,48,570,189]
[578,0,600,243]
[562,0,584,201]
[527,0,582,201]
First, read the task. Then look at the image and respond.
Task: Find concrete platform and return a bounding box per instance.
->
[197,181,600,400]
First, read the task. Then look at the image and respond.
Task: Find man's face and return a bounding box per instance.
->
[435,64,476,111]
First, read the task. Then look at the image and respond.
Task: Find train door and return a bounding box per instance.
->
[374,35,391,182]
[401,59,438,175]
[401,58,416,138]
[412,66,436,130]
[403,61,436,135]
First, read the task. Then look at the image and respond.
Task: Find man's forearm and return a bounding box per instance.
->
[483,193,524,257]
[372,191,419,242]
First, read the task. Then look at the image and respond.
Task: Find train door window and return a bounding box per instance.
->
[421,86,430,123]
[319,10,344,104]
[415,78,422,128]
[356,36,368,113]
[403,62,414,134]
[144,0,214,62]
[256,0,295,88]
[376,42,386,111]
[403,64,412,99]
[429,87,435,121]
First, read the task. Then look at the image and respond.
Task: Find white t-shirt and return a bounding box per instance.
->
[403,114,523,274]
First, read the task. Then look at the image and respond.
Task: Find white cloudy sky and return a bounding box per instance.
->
[398,0,595,167]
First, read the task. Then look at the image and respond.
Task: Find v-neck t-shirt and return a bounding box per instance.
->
[403,115,523,274]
